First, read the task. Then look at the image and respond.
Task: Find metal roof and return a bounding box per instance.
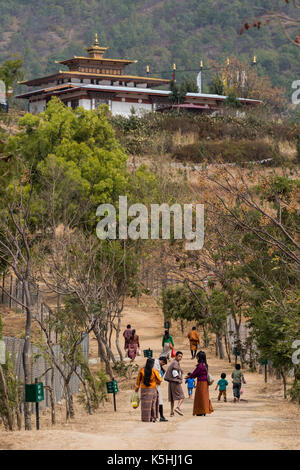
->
[15,83,262,104]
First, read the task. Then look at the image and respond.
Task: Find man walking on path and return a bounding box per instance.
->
[232,364,246,402]
[187,327,200,359]
[154,356,168,421]
[164,351,185,417]
[123,324,132,351]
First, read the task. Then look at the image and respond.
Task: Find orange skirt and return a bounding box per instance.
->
[193,381,214,416]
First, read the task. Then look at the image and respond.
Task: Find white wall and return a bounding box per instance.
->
[111,100,152,116]
[79,98,92,110]
[29,100,46,114]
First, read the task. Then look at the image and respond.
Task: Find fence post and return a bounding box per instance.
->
[9,276,13,309]
[22,282,25,314]
[1,273,5,304]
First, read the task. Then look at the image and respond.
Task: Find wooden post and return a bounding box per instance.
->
[35,378,40,430]
[1,273,5,304]
[9,276,13,309]
[264,364,268,383]
[22,282,25,314]
[112,377,117,412]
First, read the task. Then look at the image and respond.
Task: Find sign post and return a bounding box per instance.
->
[259,359,269,383]
[143,348,153,358]
[164,321,170,330]
[25,380,44,430]
[106,378,118,412]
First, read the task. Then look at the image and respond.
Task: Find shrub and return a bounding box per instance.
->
[112,361,139,379]
[173,139,281,164]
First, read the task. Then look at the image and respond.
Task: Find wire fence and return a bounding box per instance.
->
[3,334,89,411]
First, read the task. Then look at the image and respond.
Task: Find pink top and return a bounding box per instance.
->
[189,362,208,382]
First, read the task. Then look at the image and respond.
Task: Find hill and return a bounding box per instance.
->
[0,0,299,95]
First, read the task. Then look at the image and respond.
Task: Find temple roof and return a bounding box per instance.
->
[20,71,170,87]
[19,33,170,88]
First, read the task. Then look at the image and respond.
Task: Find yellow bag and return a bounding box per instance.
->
[131,391,140,409]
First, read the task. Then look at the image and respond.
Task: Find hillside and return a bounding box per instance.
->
[0,0,299,95]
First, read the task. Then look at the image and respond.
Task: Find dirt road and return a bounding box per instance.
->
[0,296,299,450]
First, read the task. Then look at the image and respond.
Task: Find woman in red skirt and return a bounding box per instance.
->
[187,351,214,416]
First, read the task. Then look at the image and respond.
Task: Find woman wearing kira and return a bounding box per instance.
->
[127,329,140,361]
[135,358,162,422]
[187,351,214,417]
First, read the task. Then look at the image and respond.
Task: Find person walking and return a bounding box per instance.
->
[215,373,228,402]
[123,324,132,352]
[232,364,246,402]
[127,329,140,361]
[185,373,196,399]
[135,358,162,422]
[187,327,200,359]
[161,330,175,361]
[188,351,214,416]
[154,356,168,422]
[164,351,185,417]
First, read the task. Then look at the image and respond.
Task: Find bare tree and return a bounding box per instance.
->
[0,181,36,430]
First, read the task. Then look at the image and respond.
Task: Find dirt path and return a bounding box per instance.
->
[0,296,299,450]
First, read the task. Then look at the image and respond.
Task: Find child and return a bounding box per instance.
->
[215,373,228,402]
[232,364,246,402]
[185,372,196,398]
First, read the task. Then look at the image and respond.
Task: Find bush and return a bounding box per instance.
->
[173,139,282,164]
[288,379,300,404]
[296,135,300,164]
[78,368,108,413]
[112,361,139,379]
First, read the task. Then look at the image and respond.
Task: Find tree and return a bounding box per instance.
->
[169,80,186,105]
[209,75,224,95]
[208,57,286,112]
[0,58,23,100]
[5,97,128,230]
[223,91,242,109]
[241,1,300,47]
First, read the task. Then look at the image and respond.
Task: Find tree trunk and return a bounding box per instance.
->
[95,330,113,378]
[65,382,74,420]
[217,333,225,359]
[23,281,32,430]
[115,311,123,362]
[215,335,219,357]
[82,380,93,415]
[224,332,231,363]
[202,324,209,348]
[0,364,14,431]
[281,370,287,399]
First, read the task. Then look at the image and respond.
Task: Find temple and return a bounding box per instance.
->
[16,34,261,116]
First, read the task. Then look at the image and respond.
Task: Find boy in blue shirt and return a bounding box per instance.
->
[215,373,228,402]
[185,372,196,398]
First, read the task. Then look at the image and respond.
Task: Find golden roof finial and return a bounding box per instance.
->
[94,33,99,46]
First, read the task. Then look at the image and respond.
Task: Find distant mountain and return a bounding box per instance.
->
[0,0,298,95]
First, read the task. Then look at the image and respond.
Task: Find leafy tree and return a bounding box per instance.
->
[0,58,23,100]
[224,91,242,109]
[5,97,128,229]
[209,75,224,95]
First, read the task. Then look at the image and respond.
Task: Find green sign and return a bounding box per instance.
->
[25,383,44,403]
[0,340,5,365]
[164,321,170,330]
[233,347,239,356]
[259,359,269,366]
[106,380,118,394]
[143,349,153,358]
